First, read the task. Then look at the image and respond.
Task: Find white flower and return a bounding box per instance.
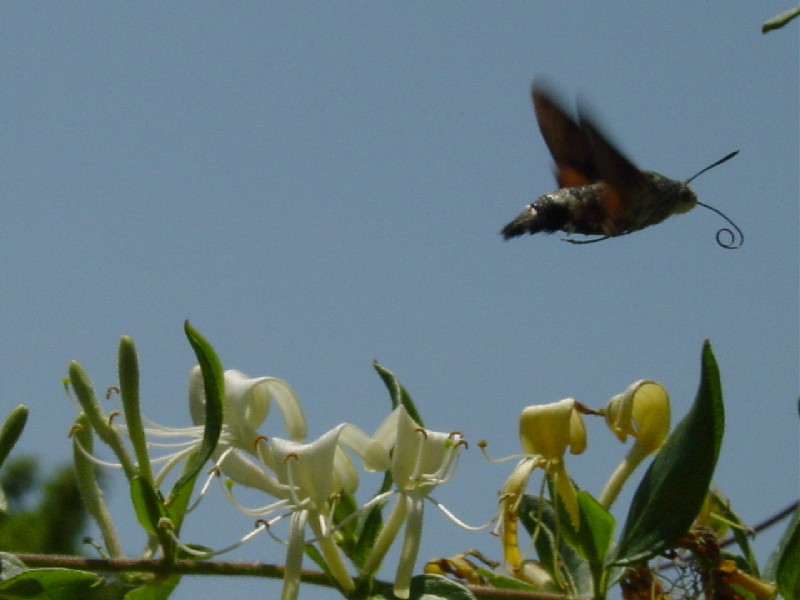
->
[362,405,468,600]
[130,368,307,498]
[245,423,387,600]
[187,367,307,494]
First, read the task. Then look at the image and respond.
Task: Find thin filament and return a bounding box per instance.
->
[697,201,744,249]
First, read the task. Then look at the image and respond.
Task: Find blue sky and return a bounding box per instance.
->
[1,4,797,598]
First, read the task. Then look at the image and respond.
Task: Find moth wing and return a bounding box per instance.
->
[532,83,598,188]
[577,108,650,231]
[576,109,647,193]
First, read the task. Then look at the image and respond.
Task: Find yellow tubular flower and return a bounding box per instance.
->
[518,398,586,528]
[599,380,671,508]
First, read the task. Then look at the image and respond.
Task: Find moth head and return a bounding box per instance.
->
[672,185,698,215]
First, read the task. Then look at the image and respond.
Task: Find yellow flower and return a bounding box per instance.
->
[498,398,586,571]
[599,380,670,508]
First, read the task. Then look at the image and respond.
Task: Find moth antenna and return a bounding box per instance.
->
[696,201,744,249]
[684,150,739,184]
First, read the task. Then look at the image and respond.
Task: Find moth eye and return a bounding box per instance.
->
[681,188,697,205]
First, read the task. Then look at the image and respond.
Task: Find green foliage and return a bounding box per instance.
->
[769,504,800,600]
[370,574,476,600]
[0,566,101,599]
[0,457,89,554]
[762,6,800,33]
[612,340,725,565]
[169,321,224,501]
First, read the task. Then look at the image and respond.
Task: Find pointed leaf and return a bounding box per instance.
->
[353,472,392,568]
[476,569,539,591]
[762,7,800,33]
[612,341,724,564]
[130,475,167,537]
[371,574,476,600]
[372,361,423,426]
[169,321,223,498]
[0,569,100,598]
[163,450,202,533]
[124,575,180,600]
[131,474,177,561]
[769,504,800,600]
[518,494,592,596]
[576,491,615,566]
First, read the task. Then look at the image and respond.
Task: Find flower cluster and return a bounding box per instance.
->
[68,332,472,600]
[63,331,779,600]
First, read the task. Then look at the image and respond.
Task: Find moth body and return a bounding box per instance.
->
[502,171,697,240]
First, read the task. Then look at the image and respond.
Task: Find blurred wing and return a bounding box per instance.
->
[577,112,649,228]
[532,82,598,187]
[577,109,646,195]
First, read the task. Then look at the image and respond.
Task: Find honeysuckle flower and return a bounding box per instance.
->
[237,423,389,600]
[598,380,670,508]
[118,368,307,500]
[497,398,586,571]
[187,367,307,492]
[361,405,469,600]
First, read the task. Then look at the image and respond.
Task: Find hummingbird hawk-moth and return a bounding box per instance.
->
[501,83,742,248]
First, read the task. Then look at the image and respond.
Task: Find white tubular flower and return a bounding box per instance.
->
[127,368,307,500]
[362,405,468,600]
[599,380,671,508]
[187,367,307,493]
[249,423,387,600]
[498,398,586,571]
[189,367,307,450]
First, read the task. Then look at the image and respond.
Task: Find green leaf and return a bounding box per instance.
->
[762,6,800,33]
[518,494,592,596]
[576,491,615,565]
[130,476,166,537]
[372,361,423,426]
[705,490,760,575]
[409,574,476,599]
[770,503,800,600]
[130,475,176,562]
[574,492,615,600]
[371,574,475,600]
[353,472,392,568]
[123,575,180,600]
[0,569,100,599]
[476,569,538,591]
[0,406,28,470]
[163,452,201,533]
[169,321,224,499]
[611,340,725,565]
